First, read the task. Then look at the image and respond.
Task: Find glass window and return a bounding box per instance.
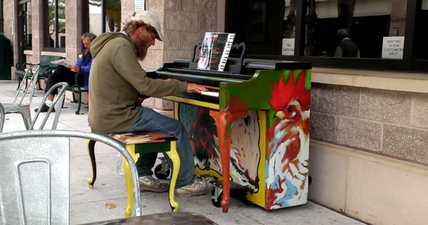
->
[45,0,66,48]
[304,0,407,59]
[18,0,32,49]
[89,0,102,36]
[105,0,121,32]
[88,0,121,37]
[414,0,428,59]
[24,1,32,48]
[282,0,297,56]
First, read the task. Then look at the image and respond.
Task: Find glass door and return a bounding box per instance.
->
[17,0,31,63]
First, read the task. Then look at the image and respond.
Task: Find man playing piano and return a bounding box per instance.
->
[87,10,213,197]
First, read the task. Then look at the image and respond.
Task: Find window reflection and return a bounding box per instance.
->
[105,0,121,32]
[89,0,121,36]
[18,0,32,49]
[302,0,407,59]
[25,2,32,48]
[19,1,32,49]
[89,0,102,36]
[46,0,66,48]
[414,0,428,59]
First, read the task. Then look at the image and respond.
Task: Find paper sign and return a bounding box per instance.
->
[134,0,145,11]
[282,38,295,56]
[382,36,404,59]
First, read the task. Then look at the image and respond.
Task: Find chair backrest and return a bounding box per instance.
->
[13,65,40,106]
[0,130,141,225]
[30,82,69,130]
[48,56,63,68]
[39,55,56,67]
[38,56,62,74]
[0,103,4,132]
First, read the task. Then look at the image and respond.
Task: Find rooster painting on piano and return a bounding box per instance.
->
[148,46,312,212]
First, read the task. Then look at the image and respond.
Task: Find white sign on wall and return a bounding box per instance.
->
[282,38,295,56]
[382,36,405,59]
[134,0,145,12]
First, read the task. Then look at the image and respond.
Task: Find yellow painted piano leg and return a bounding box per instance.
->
[164,141,180,212]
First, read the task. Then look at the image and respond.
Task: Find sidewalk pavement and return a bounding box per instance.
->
[0,81,367,225]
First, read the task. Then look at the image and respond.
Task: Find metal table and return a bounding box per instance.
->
[80,211,218,225]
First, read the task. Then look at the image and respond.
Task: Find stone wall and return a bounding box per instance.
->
[65,0,83,64]
[310,83,428,165]
[30,0,45,64]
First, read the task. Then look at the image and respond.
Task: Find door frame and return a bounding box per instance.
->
[0,0,4,32]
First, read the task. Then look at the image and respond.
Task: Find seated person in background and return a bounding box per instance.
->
[334,28,360,58]
[88,11,213,197]
[35,32,97,112]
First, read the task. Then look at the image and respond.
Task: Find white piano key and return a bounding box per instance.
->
[200,91,219,98]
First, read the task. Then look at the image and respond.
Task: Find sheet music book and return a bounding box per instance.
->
[197,32,235,71]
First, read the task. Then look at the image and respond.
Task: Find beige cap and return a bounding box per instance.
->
[130,11,165,41]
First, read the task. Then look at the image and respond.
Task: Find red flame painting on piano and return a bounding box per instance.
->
[186,106,261,193]
[265,70,311,209]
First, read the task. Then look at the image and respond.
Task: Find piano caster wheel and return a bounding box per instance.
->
[154,157,170,180]
[211,187,223,208]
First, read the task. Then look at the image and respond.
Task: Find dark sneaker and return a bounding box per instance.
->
[139,176,169,192]
[175,176,213,198]
[34,104,55,113]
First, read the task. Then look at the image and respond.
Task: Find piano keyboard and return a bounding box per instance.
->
[201,87,219,98]
[185,87,219,98]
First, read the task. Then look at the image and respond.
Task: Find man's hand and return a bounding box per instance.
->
[187,83,207,94]
[69,65,80,72]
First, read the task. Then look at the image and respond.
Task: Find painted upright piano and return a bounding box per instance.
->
[148,44,312,213]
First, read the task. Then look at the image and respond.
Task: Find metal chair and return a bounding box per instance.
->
[80,211,218,225]
[30,82,68,130]
[0,103,4,132]
[62,72,89,115]
[0,130,141,225]
[2,65,40,130]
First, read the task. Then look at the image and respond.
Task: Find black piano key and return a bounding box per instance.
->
[206,88,219,93]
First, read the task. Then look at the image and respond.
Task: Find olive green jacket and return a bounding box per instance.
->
[88,32,187,133]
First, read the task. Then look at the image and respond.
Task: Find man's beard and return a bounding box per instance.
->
[135,32,151,60]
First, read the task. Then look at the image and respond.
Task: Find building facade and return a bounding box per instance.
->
[1,0,428,224]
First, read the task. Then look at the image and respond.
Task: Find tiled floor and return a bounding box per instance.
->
[0,81,366,225]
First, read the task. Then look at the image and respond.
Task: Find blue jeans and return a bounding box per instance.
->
[125,107,196,188]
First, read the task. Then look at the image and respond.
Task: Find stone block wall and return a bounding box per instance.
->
[310,83,428,165]
[65,0,83,64]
